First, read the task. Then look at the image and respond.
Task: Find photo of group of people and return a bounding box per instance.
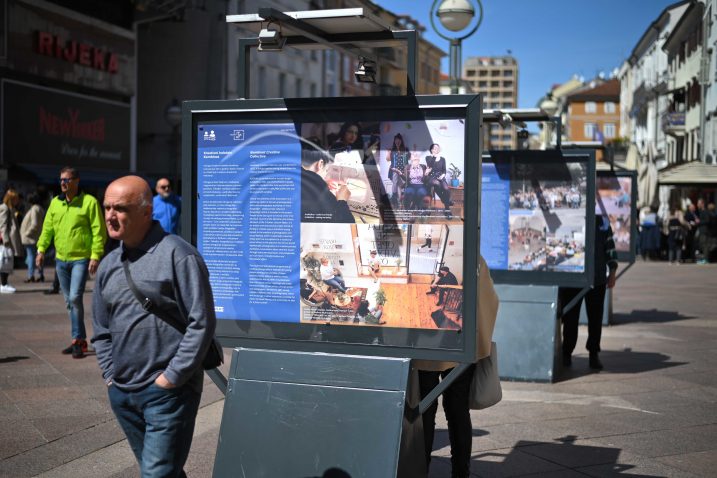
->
[596,175,633,253]
[299,119,465,224]
[507,162,588,272]
[299,223,465,330]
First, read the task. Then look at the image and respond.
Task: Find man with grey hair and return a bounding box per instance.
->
[92,175,216,477]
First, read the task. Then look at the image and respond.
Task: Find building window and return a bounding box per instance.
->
[585,102,597,113]
[310,83,317,97]
[295,78,302,98]
[604,102,616,113]
[491,80,499,87]
[279,73,287,97]
[604,123,616,138]
[479,81,487,87]
[503,81,513,88]
[503,70,513,77]
[466,69,476,76]
[584,122,597,139]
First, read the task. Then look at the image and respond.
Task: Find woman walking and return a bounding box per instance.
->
[20,192,46,282]
[0,189,25,293]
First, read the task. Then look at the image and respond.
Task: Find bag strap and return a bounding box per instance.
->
[122,255,187,335]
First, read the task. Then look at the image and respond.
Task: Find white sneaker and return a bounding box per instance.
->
[0,284,16,294]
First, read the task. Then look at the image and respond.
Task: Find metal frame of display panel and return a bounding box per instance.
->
[182,94,483,363]
[595,169,638,263]
[481,149,596,287]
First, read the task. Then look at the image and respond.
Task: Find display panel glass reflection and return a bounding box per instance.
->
[480,150,595,286]
[596,170,637,262]
[189,96,481,361]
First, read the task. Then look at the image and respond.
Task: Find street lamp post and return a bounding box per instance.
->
[430,0,483,95]
[540,93,558,149]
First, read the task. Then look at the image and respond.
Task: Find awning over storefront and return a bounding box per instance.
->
[658,161,717,185]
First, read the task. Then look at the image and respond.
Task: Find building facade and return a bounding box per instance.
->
[565,79,621,146]
[662,0,703,164]
[0,0,135,195]
[463,56,518,150]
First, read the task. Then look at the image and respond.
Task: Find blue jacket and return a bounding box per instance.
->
[152,194,181,234]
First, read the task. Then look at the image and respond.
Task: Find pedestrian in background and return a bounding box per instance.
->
[93,176,216,478]
[20,192,46,282]
[684,202,699,262]
[560,215,618,370]
[416,256,499,478]
[152,177,182,234]
[36,167,106,358]
[0,189,25,294]
[666,207,688,265]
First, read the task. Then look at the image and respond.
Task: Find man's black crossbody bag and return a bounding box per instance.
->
[122,257,224,370]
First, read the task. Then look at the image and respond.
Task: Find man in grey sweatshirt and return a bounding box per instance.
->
[92,176,216,477]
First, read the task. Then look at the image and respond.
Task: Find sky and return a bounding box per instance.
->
[375,0,679,108]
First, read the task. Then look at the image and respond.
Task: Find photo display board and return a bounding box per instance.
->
[595,169,637,262]
[185,95,482,362]
[480,150,595,286]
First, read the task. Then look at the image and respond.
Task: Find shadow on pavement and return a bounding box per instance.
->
[431,437,664,477]
[612,309,694,324]
[0,356,30,364]
[556,350,685,382]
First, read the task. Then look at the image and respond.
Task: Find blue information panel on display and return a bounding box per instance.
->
[479,150,595,287]
[185,95,483,362]
[196,123,301,323]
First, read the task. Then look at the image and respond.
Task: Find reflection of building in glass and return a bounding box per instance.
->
[299,223,464,330]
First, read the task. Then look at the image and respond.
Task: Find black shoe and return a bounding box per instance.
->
[562,353,572,367]
[71,343,85,359]
[589,352,603,370]
[44,288,60,295]
[62,340,87,355]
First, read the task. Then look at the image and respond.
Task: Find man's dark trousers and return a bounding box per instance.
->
[560,285,607,355]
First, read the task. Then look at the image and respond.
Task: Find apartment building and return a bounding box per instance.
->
[565,79,621,145]
[463,56,519,150]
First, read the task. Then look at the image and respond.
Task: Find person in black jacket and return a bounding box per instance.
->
[425,143,453,217]
[426,266,458,305]
[559,215,618,370]
[301,146,355,223]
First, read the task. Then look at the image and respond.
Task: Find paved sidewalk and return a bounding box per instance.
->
[1,262,716,477]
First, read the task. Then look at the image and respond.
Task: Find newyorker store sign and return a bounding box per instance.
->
[1,80,130,170]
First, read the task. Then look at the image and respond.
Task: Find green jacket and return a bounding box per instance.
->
[37,192,107,261]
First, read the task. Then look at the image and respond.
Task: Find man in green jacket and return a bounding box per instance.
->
[37,167,106,358]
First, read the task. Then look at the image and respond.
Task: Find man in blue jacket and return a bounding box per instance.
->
[92,175,216,477]
[152,177,181,234]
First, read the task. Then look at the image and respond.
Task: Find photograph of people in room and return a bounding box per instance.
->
[299,223,464,330]
[507,164,588,272]
[377,120,465,224]
[300,142,356,224]
[300,122,384,224]
[596,176,633,253]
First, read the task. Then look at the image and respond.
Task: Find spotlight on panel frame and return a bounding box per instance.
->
[354,57,377,83]
[258,22,286,51]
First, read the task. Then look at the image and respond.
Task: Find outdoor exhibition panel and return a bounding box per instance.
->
[182,94,483,363]
[480,149,596,287]
[595,169,638,263]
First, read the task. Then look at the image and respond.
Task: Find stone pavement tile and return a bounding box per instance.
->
[654,449,717,477]
[35,440,138,478]
[0,400,24,420]
[14,398,109,420]
[473,401,598,428]
[31,414,116,442]
[3,385,91,402]
[516,438,623,469]
[0,419,126,477]
[0,361,58,378]
[576,451,702,478]
[0,418,47,461]
[586,424,717,458]
[468,447,568,477]
[0,373,71,390]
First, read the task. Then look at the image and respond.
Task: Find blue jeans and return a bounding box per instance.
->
[324,276,346,292]
[24,245,43,279]
[108,383,201,478]
[55,259,89,340]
